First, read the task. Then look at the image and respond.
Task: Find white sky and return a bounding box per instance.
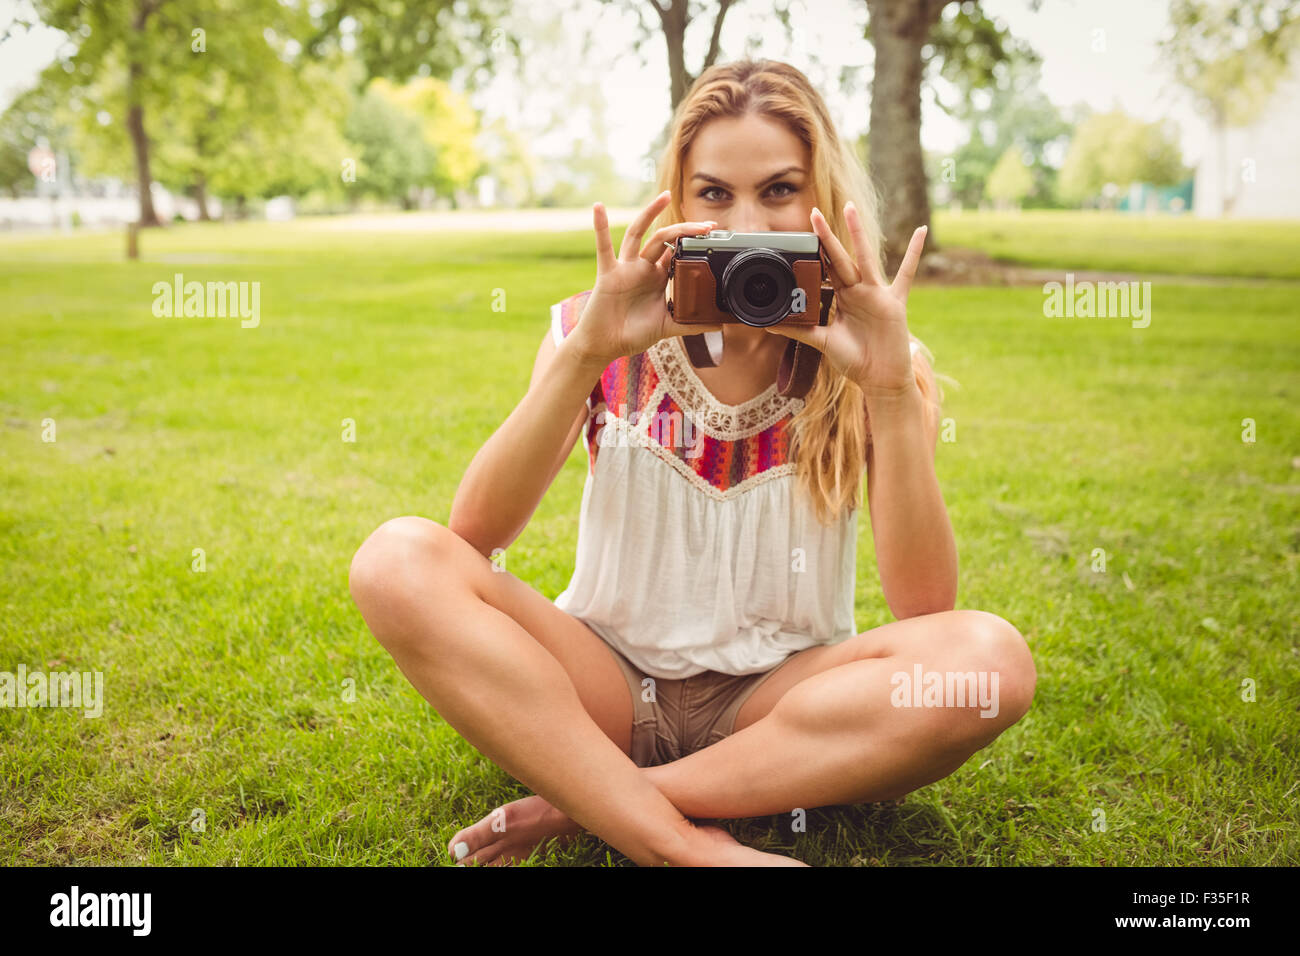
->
[1,0,1213,177]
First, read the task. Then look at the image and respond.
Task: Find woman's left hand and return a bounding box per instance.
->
[764,202,926,401]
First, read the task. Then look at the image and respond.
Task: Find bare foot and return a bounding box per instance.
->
[447,794,581,866]
[671,823,808,867]
[446,795,809,867]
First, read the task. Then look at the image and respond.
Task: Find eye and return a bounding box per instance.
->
[767,181,797,198]
[699,185,728,202]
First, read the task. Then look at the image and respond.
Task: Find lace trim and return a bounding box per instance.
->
[648,336,802,440]
[601,406,798,501]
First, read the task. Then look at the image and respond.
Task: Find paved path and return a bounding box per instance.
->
[311,207,644,232]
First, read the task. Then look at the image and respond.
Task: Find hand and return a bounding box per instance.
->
[763,202,926,401]
[566,190,724,367]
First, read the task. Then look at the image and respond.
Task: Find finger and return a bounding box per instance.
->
[846,201,887,286]
[655,241,674,271]
[762,321,827,353]
[810,206,860,289]
[619,190,672,261]
[640,219,717,262]
[593,202,616,275]
[890,225,928,299]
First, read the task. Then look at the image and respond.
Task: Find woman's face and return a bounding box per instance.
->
[679,112,815,235]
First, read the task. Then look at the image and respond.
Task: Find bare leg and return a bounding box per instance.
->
[450,610,1034,861]
[349,517,805,867]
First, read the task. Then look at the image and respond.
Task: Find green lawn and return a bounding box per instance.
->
[2,215,1297,865]
[934,209,1300,279]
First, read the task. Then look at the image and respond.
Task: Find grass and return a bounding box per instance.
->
[1,214,1297,866]
[933,209,1300,280]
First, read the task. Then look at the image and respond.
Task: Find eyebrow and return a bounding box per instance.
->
[690,165,805,189]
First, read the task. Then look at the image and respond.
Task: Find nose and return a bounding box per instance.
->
[726,198,767,234]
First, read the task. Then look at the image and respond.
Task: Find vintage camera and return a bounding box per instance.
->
[668,229,830,329]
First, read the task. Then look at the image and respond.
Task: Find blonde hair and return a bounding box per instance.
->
[652,59,951,525]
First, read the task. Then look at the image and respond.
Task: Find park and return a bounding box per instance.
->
[0,0,1296,878]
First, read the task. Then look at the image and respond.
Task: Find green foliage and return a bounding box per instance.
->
[925,1,1041,107]
[1161,0,1300,127]
[943,54,1070,208]
[1058,111,1188,205]
[343,84,434,204]
[372,77,483,198]
[0,74,71,196]
[304,0,513,85]
[985,146,1033,206]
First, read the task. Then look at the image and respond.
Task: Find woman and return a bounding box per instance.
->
[348,59,1036,867]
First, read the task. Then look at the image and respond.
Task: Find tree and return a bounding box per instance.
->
[344,83,433,207]
[864,0,1040,271]
[0,72,73,198]
[376,76,483,202]
[33,0,322,226]
[985,145,1032,208]
[1159,0,1300,214]
[1057,110,1187,206]
[305,0,515,85]
[945,53,1070,208]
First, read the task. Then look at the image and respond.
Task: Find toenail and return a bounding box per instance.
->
[453,841,469,861]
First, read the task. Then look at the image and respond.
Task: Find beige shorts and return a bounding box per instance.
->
[593,632,796,768]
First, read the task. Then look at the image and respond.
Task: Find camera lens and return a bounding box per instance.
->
[744,273,778,308]
[720,248,795,327]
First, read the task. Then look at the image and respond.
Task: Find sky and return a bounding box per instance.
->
[0,0,1213,180]
[466,0,1210,180]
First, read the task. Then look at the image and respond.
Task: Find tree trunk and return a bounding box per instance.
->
[659,0,690,111]
[127,1,161,227]
[866,0,949,274]
[654,0,735,112]
[1214,106,1233,217]
[194,174,211,221]
[126,97,161,226]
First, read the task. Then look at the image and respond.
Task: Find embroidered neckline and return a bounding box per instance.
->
[648,335,802,441]
[600,409,799,501]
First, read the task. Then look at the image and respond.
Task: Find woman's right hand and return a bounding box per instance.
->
[566,190,725,367]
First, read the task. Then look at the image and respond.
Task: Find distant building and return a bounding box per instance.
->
[1193,59,1300,218]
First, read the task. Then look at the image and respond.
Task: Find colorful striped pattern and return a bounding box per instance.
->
[556,290,796,493]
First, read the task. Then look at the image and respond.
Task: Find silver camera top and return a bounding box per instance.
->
[679,229,820,254]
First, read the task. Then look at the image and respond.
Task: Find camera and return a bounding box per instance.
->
[668,229,830,329]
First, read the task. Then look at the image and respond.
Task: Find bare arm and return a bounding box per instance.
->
[449,194,721,557]
[864,357,958,619]
[447,328,604,558]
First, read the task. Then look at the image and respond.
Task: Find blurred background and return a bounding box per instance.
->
[3,0,1298,245]
[2,0,1297,867]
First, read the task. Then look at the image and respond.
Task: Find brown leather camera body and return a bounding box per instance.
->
[666,237,836,400]
[668,256,828,328]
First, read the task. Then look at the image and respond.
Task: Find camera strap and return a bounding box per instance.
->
[680,284,835,401]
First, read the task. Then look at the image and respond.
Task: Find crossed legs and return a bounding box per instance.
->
[348,516,1036,866]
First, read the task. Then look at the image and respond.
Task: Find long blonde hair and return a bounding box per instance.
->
[652,59,949,525]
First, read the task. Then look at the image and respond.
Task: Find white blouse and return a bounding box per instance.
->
[549,298,860,679]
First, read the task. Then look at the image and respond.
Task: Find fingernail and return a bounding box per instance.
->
[453,841,469,861]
